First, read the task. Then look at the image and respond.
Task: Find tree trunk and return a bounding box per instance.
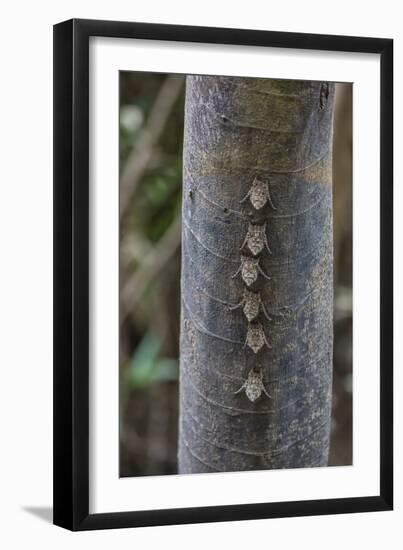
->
[178,76,335,473]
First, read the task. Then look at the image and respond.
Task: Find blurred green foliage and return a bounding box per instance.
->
[138,163,182,243]
[120,73,184,478]
[125,332,178,390]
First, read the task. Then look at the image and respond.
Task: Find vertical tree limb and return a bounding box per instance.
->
[179,76,335,473]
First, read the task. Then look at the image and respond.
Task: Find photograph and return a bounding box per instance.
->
[0,0,396,544]
[118,72,353,477]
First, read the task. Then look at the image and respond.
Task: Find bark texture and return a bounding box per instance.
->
[178,76,335,473]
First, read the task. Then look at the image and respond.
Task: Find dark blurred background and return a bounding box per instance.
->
[119,73,352,477]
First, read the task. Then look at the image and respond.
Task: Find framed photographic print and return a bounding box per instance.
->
[53,19,393,530]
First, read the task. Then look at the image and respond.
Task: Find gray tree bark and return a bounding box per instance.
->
[178,76,335,473]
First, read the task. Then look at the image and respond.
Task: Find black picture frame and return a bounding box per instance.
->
[53,18,393,531]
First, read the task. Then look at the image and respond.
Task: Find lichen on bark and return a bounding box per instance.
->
[178,76,335,473]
